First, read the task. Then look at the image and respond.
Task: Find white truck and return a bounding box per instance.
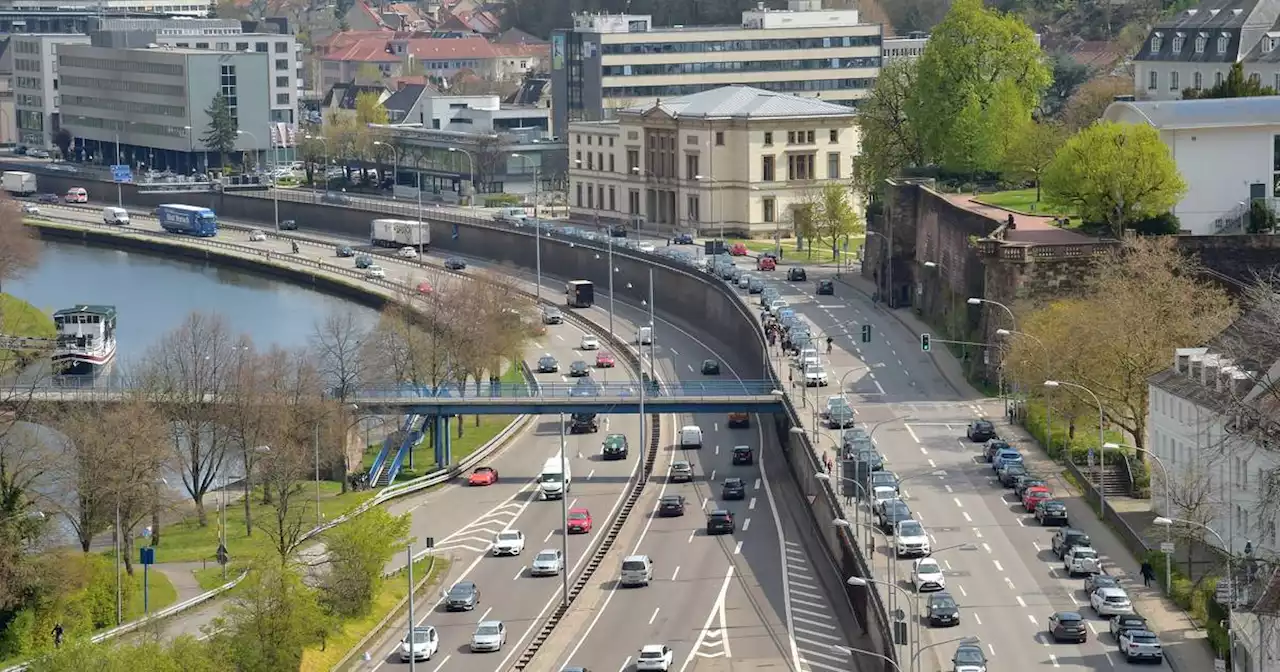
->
[2,171,37,196]
[370,218,430,249]
[538,457,571,500]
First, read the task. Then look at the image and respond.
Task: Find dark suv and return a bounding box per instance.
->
[732,446,754,465]
[1048,611,1088,643]
[601,434,628,460]
[721,478,746,500]
[1051,528,1092,557]
[658,495,686,517]
[1036,500,1069,525]
[967,420,996,442]
[787,267,807,281]
[816,279,834,295]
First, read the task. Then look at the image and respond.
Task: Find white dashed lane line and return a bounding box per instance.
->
[785,540,847,672]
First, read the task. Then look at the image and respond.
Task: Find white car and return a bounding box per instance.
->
[21,203,39,215]
[912,558,946,592]
[1090,586,1134,617]
[397,246,419,259]
[1063,546,1102,576]
[248,229,267,241]
[1118,629,1164,663]
[768,299,789,314]
[580,335,599,350]
[895,520,931,557]
[491,530,525,556]
[530,549,564,576]
[470,620,506,652]
[635,644,674,671]
[364,265,387,279]
[398,626,439,662]
[804,365,829,387]
[638,242,656,253]
[872,485,898,509]
[794,348,818,367]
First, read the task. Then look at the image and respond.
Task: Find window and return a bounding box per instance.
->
[1216,71,1224,86]
[575,150,582,166]
[827,152,840,179]
[220,64,239,121]
[236,42,249,51]
[787,154,816,180]
[1195,71,1203,90]
[576,182,582,206]
[1196,34,1206,54]
[687,195,700,222]
[763,197,776,222]
[626,149,639,173]
[609,186,616,211]
[829,129,838,143]
[714,131,724,146]
[587,153,594,170]
[275,59,289,70]
[686,134,697,145]
[762,155,776,181]
[764,131,773,146]
[1250,73,1262,85]
[628,189,640,214]
[1172,34,1184,53]
[686,153,700,180]
[609,154,616,172]
[255,42,269,52]
[1218,34,1229,54]
[1275,73,1280,92]
[587,136,593,145]
[216,42,229,50]
[1150,33,1163,53]
[1170,71,1179,90]
[608,137,614,147]
[597,152,603,170]
[275,42,288,53]
[276,93,290,105]
[1148,70,1158,90]
[587,184,594,209]
[276,76,289,87]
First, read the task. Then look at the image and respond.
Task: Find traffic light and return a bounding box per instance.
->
[921,333,931,352]
[861,324,872,343]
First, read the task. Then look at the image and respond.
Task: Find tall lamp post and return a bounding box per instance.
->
[305,133,330,199]
[996,328,1052,448]
[1112,442,1174,595]
[512,153,543,302]
[1152,516,1241,670]
[594,246,619,338]
[237,129,277,229]
[968,297,1017,404]
[1044,379,1106,512]
[448,147,474,208]
[846,575,918,671]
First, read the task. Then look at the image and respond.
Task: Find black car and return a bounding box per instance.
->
[851,448,885,472]
[1051,528,1092,557]
[816,279,834,295]
[38,193,60,204]
[1014,475,1048,498]
[658,495,686,517]
[706,510,735,535]
[278,219,298,230]
[999,464,1028,487]
[674,233,695,244]
[336,245,355,257]
[569,360,591,377]
[984,439,1012,462]
[721,478,746,500]
[670,461,693,483]
[536,356,559,373]
[1048,611,1088,643]
[701,359,721,375]
[870,471,899,494]
[1110,613,1149,640]
[967,420,996,442]
[787,267,807,281]
[444,257,467,270]
[828,407,856,429]
[876,500,912,532]
[731,446,754,465]
[1085,573,1120,598]
[569,412,599,434]
[601,434,629,460]
[1035,500,1069,526]
[445,581,480,611]
[926,592,960,627]
[609,225,628,238]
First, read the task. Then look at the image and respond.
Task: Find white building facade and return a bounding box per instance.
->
[1133,0,1280,101]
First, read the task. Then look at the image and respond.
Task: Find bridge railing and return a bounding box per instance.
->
[346,379,780,400]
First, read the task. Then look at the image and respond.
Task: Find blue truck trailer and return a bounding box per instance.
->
[157,204,218,237]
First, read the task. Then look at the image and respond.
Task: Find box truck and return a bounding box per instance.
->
[2,171,37,196]
[156,204,218,237]
[371,218,430,248]
[566,280,594,308]
[538,456,572,500]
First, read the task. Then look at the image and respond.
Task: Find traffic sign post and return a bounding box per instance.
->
[109,164,131,208]
[1160,541,1175,554]
[139,546,155,615]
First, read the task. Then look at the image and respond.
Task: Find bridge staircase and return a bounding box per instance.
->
[369,414,419,487]
[377,415,428,487]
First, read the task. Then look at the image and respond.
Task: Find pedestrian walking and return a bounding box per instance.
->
[52,623,63,649]
[826,336,833,354]
[1140,560,1156,587]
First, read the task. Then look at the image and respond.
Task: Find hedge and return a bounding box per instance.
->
[1019,398,1151,495]
[1144,549,1231,662]
[483,193,522,207]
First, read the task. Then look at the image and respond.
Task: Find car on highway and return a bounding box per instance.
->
[951,641,988,672]
[670,461,693,483]
[38,193,60,204]
[850,446,885,472]
[567,508,593,533]
[595,351,616,368]
[354,254,374,269]
[444,257,467,270]
[1036,500,1069,526]
[736,274,752,290]
[334,245,354,258]
[364,265,387,279]
[1091,586,1134,617]
[828,406,857,429]
[984,439,1012,462]
[674,233,695,244]
[1064,546,1102,576]
[757,256,776,271]
[895,520,931,557]
[1048,611,1088,643]
[998,463,1028,487]
[1085,573,1120,598]
[967,420,996,442]
[1022,486,1053,512]
[912,557,946,592]
[398,625,439,662]
[21,203,39,215]
[569,360,591,377]
[278,219,298,231]
[731,445,754,465]
[636,645,674,671]
[728,411,750,428]
[728,242,748,256]
[445,581,480,611]
[825,395,852,417]
[537,355,559,373]
[27,148,50,159]
[1013,475,1048,498]
[658,494,687,516]
[1118,630,1163,663]
[787,267,807,281]
[876,499,912,532]
[701,359,721,375]
[1110,613,1149,640]
[396,246,419,259]
[760,288,780,306]
[748,277,765,293]
[601,434,628,460]
[706,510,736,535]
[816,279,835,295]
[64,187,88,203]
[722,477,746,500]
[1051,528,1092,557]
[530,549,565,576]
[468,466,499,486]
[621,555,654,587]
[470,620,506,652]
[491,530,525,556]
[542,306,564,324]
[679,425,704,449]
[804,364,829,387]
[580,334,599,350]
[416,281,433,295]
[926,592,960,627]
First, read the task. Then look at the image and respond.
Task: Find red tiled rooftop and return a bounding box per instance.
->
[943,194,1093,245]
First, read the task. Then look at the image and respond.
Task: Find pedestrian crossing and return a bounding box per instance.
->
[784,540,850,672]
[427,497,530,555]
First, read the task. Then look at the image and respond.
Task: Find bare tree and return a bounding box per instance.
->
[472,135,506,196]
[1157,446,1226,577]
[101,396,171,575]
[312,310,369,402]
[221,338,277,535]
[139,312,240,526]
[45,403,115,552]
[0,195,39,297]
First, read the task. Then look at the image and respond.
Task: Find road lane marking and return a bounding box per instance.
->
[733,541,743,555]
[983,542,993,553]
[513,565,525,580]
[710,469,716,482]
[715,445,720,455]
[956,585,967,596]
[920,446,929,455]
[616,656,631,672]
[1027,615,1038,626]
[478,606,493,622]
[944,485,953,493]
[649,607,661,624]
[928,458,937,468]
[1016,596,1026,607]
[994,560,1004,571]
[963,511,972,522]
[794,615,837,629]
[794,628,840,641]
[749,497,757,510]
[905,424,921,443]
[973,613,981,625]
[754,478,762,490]
[543,529,554,542]
[679,566,735,670]
[1049,654,1060,667]
[688,529,697,543]
[953,497,963,508]
[429,655,451,672]
[587,469,595,480]
[743,518,751,531]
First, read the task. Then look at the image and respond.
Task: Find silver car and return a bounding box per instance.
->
[530,549,564,576]
[470,620,507,652]
[1090,586,1134,617]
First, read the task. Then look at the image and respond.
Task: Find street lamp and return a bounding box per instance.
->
[375,141,424,259]
[512,153,543,302]
[846,575,917,671]
[448,147,474,208]
[996,328,1052,447]
[1152,516,1243,670]
[237,129,278,229]
[1044,379,1106,513]
[969,297,1017,403]
[373,139,400,200]
[1111,441,1173,595]
[593,249,620,338]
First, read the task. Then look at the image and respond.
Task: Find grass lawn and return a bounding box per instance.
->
[125,561,179,618]
[973,188,1077,217]
[727,236,865,265]
[191,564,241,593]
[0,294,54,372]
[153,482,376,564]
[298,556,451,672]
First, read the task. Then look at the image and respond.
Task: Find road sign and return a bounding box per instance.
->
[139,546,155,566]
[1087,447,1095,467]
[1161,542,1175,554]
[1215,579,1233,604]
[216,543,229,566]
[110,164,133,183]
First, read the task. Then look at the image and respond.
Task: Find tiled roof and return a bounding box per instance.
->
[408,36,499,59]
[1134,0,1280,63]
[1104,96,1280,129]
[1147,306,1280,409]
[383,83,427,117]
[496,27,546,46]
[493,42,548,58]
[623,85,856,119]
[322,36,400,63]
[322,82,389,109]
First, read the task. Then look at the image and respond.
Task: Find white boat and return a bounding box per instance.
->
[51,305,117,375]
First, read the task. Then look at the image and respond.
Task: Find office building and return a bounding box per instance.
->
[883,32,929,62]
[550,0,881,136]
[11,34,91,149]
[567,85,860,236]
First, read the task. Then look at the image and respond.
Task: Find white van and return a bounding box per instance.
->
[620,555,654,587]
[538,456,571,500]
[102,207,130,225]
[679,425,704,449]
[493,207,528,225]
[636,326,653,345]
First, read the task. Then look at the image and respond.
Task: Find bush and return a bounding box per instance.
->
[483,193,521,207]
[1248,200,1277,234]
[1131,212,1181,236]
[1144,549,1231,662]
[0,553,136,659]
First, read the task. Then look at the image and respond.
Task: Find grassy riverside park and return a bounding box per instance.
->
[0,293,56,371]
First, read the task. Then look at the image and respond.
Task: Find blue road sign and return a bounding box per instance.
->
[139,546,155,565]
[110,164,133,183]
[452,223,459,240]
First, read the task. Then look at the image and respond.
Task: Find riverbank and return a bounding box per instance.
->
[0,293,55,372]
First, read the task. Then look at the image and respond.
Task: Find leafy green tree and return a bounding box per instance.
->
[1002,120,1067,201]
[319,507,410,618]
[1042,121,1186,237]
[24,636,225,672]
[52,128,72,161]
[1041,52,1091,118]
[853,59,924,194]
[910,0,1051,174]
[206,560,328,671]
[808,183,864,259]
[1061,75,1133,132]
[1183,62,1277,99]
[200,92,237,170]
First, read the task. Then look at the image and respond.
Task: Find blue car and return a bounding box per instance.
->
[993,449,1022,471]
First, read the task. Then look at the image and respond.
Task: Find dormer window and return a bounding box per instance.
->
[1218,32,1230,54]
[1266,37,1279,53]
[1151,32,1163,53]
[1196,33,1207,54]
[1172,33,1184,53]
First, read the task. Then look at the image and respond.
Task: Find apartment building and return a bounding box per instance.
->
[567,85,860,237]
[11,33,91,149]
[550,0,882,136]
[883,32,929,62]
[1134,0,1280,99]
[317,33,547,93]
[57,44,271,174]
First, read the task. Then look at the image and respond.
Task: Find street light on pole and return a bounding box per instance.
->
[376,141,424,258]
[558,412,570,606]
[593,248,619,338]
[448,147,474,208]
[969,297,1018,405]
[1044,379,1106,512]
[512,153,542,302]
[846,575,917,670]
[996,328,1052,449]
[1112,441,1173,595]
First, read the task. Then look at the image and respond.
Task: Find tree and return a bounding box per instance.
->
[1042,121,1187,237]
[1005,237,1236,458]
[201,92,238,170]
[52,128,72,161]
[354,63,383,85]
[206,560,327,670]
[45,405,115,553]
[220,339,273,536]
[0,427,49,613]
[311,311,369,490]
[853,59,925,194]
[0,196,40,297]
[318,507,409,618]
[354,91,388,126]
[95,398,170,575]
[1183,62,1277,99]
[1040,52,1091,119]
[472,135,506,196]
[1060,75,1133,132]
[1002,120,1067,201]
[803,183,864,259]
[910,0,1051,174]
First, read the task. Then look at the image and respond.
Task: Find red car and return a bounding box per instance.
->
[595,351,616,368]
[729,242,749,256]
[416,281,433,295]
[1022,486,1052,512]
[567,507,593,533]
[468,466,499,486]
[757,256,776,271]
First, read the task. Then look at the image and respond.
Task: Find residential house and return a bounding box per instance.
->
[321,81,391,123]
[1134,0,1280,99]
[1232,568,1280,672]
[318,33,545,93]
